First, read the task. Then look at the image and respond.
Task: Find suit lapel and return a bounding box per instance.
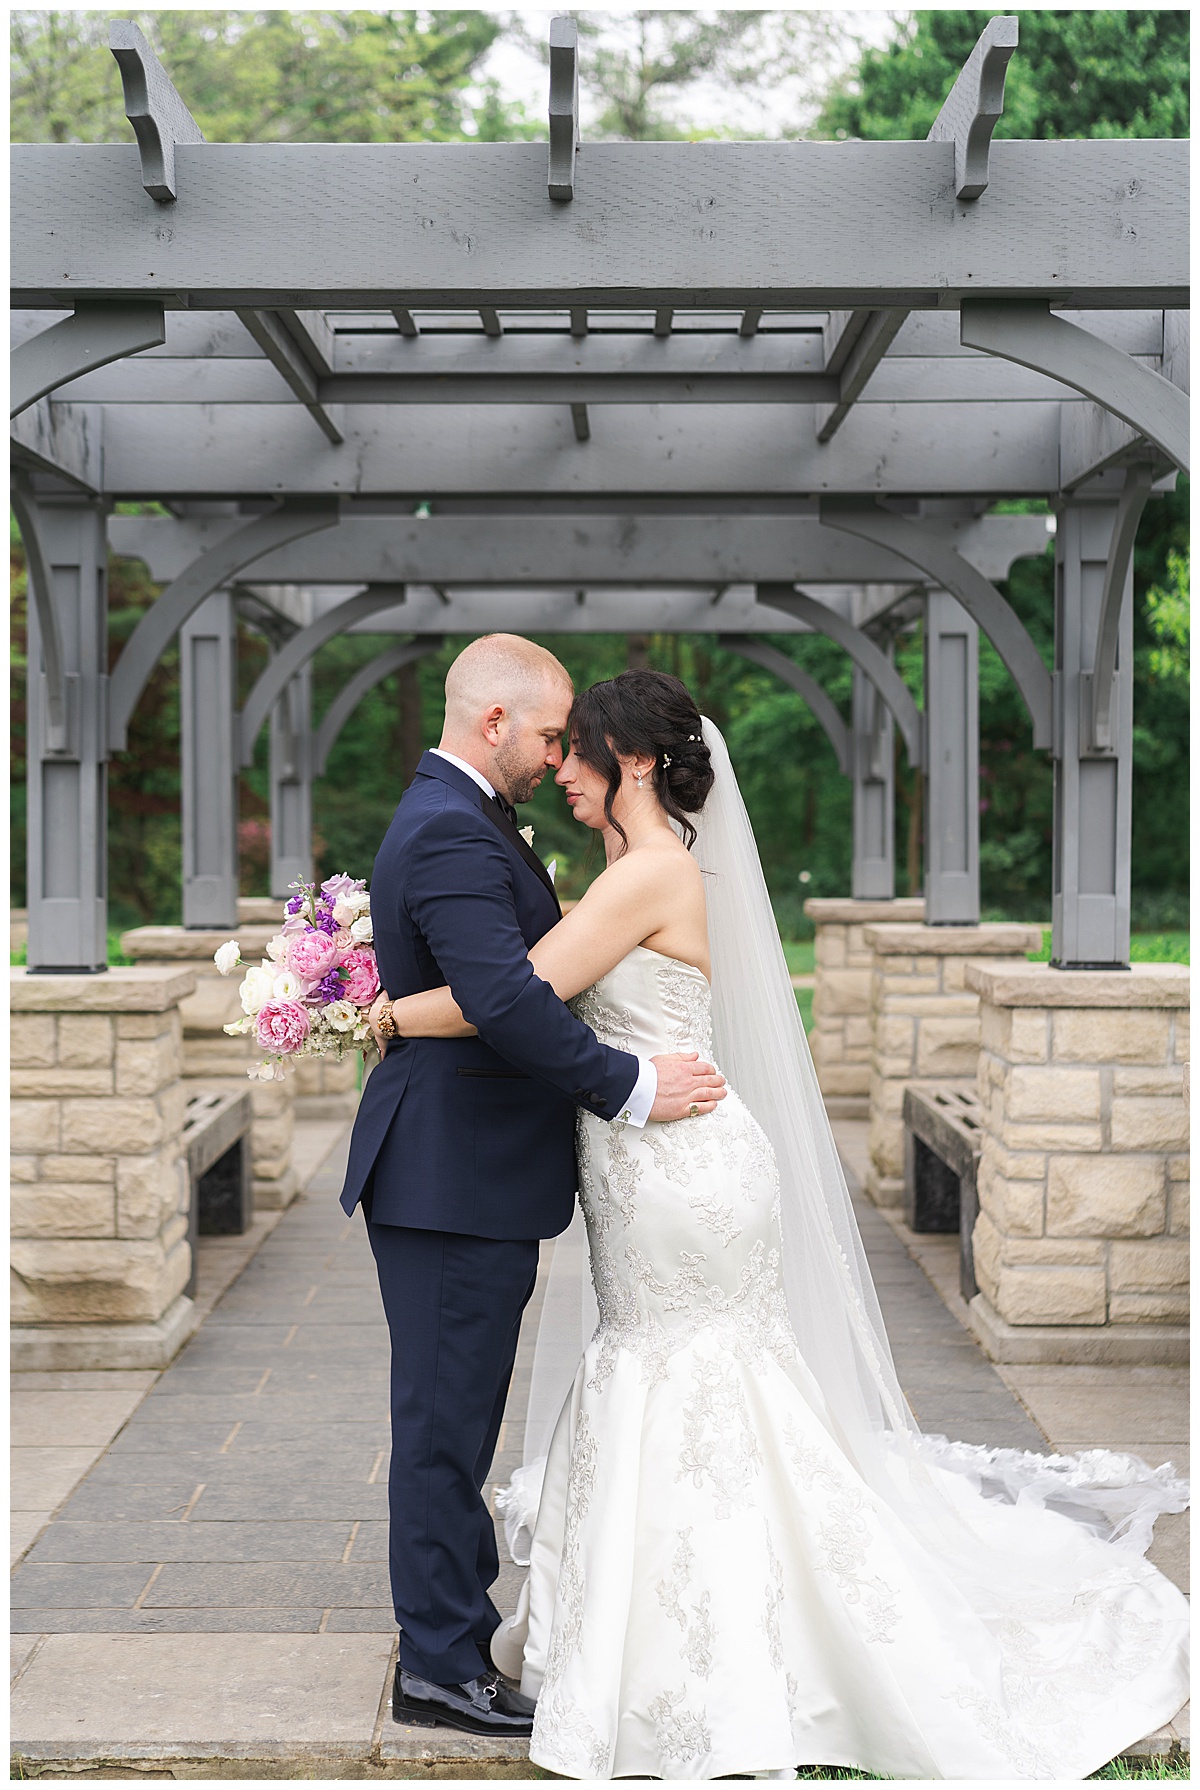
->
[480,794,562,914]
[414,753,560,915]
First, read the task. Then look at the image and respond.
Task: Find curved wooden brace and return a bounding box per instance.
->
[109,20,204,201]
[819,499,1052,750]
[718,635,850,775]
[548,15,579,202]
[108,498,338,752]
[313,637,444,776]
[1088,462,1155,752]
[927,15,1018,201]
[11,476,68,747]
[961,298,1190,474]
[239,585,407,766]
[11,303,165,418]
[754,584,924,770]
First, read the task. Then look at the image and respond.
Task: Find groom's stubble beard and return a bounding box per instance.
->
[493,735,549,806]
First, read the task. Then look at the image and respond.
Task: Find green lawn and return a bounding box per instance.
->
[11,929,133,969]
[1027,931,1189,965]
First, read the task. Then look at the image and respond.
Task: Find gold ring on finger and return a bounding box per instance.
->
[689,1101,699,1119]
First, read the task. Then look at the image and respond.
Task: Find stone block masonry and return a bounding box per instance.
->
[862,923,1044,1209]
[966,962,1188,1365]
[805,898,926,1119]
[11,966,200,1370]
[121,926,299,1210]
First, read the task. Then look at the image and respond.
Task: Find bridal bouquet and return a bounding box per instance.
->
[214,875,380,1081]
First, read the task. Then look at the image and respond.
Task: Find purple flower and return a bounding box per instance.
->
[313,912,338,935]
[321,873,364,903]
[285,896,303,916]
[310,967,346,1004]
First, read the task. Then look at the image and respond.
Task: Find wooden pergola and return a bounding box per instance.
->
[11,16,1189,972]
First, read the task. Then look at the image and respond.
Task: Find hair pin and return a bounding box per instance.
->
[662,754,672,766]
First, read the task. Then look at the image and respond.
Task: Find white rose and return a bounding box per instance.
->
[266,935,288,964]
[349,914,374,944]
[332,900,355,927]
[214,940,242,976]
[519,825,535,848]
[346,888,371,915]
[272,969,307,1003]
[326,999,358,1032]
[239,965,274,1016]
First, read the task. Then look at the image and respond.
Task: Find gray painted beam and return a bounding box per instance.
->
[10,478,68,744]
[961,299,1190,473]
[234,309,343,443]
[11,398,103,492]
[269,665,313,899]
[180,591,239,928]
[107,499,339,751]
[923,591,980,924]
[25,499,111,972]
[313,638,444,776]
[927,15,1018,200]
[816,310,909,442]
[1086,462,1154,752]
[86,400,1068,496]
[756,584,924,770]
[11,303,165,416]
[239,587,407,765]
[1052,498,1133,967]
[13,139,1187,308]
[820,499,1053,750]
[718,636,850,774]
[108,20,203,202]
[547,15,579,202]
[108,512,1049,588]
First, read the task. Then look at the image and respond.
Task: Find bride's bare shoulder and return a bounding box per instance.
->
[593,834,701,900]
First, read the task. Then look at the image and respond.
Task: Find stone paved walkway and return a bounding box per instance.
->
[10,1125,1185,1774]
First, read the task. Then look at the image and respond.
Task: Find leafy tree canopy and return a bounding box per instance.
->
[816,9,1189,143]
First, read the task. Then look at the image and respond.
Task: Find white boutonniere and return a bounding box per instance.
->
[519,825,535,847]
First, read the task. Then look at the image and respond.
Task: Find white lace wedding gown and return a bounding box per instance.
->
[516,945,1190,1782]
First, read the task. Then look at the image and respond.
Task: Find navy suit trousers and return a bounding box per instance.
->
[363,1199,539,1686]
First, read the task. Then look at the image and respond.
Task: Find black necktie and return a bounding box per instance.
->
[493,791,517,824]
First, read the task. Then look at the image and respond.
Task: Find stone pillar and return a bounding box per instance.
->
[10,966,198,1370]
[181,589,239,930]
[270,666,314,900]
[805,897,925,1119]
[965,961,1188,1364]
[863,921,1043,1207]
[120,925,298,1210]
[24,496,110,973]
[924,590,980,925]
[850,666,895,901]
[1052,497,1133,967]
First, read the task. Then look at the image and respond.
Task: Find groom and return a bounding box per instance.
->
[340,635,726,1737]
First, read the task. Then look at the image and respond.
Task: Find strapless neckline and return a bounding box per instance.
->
[627,942,710,987]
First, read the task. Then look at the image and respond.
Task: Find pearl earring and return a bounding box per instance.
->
[635,771,644,788]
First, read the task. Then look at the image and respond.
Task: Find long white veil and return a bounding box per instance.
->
[498,718,1187,1597]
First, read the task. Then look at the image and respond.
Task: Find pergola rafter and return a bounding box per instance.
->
[9,13,1189,969]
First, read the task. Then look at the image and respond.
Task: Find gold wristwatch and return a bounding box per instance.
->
[376,1001,399,1040]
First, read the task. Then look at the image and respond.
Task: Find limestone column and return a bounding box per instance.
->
[23,496,111,973]
[805,896,925,1119]
[862,921,1043,1207]
[966,960,1188,1364]
[10,965,198,1369]
[181,589,239,929]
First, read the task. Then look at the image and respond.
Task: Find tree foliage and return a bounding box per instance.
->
[816,9,1189,143]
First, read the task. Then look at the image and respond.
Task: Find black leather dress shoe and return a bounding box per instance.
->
[392,1663,536,1737]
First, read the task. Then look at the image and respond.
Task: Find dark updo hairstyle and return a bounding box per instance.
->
[567,668,715,851]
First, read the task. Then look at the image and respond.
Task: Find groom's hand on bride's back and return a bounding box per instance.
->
[648,1052,727,1121]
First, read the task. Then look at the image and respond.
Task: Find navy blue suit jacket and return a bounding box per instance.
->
[339,751,641,1239]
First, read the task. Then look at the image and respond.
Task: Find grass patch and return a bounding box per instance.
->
[1027,930,1189,965]
[795,985,814,1034]
[783,939,816,977]
[9,930,134,969]
[1091,1755,1190,1779]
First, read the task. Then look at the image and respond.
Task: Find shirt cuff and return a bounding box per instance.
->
[621,1056,657,1129]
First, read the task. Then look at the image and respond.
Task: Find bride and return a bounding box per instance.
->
[380,668,1189,1780]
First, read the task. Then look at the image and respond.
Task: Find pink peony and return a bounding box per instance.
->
[341,948,380,1006]
[255,999,311,1055]
[286,929,338,981]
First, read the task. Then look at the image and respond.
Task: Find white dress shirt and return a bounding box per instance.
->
[428,747,656,1127]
